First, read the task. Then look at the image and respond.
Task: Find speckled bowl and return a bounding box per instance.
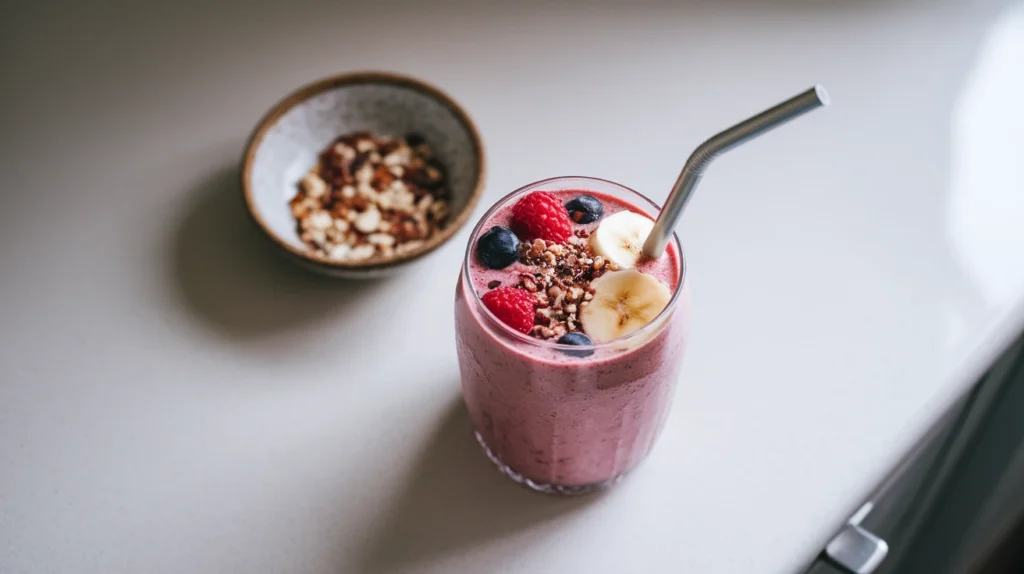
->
[241,71,485,277]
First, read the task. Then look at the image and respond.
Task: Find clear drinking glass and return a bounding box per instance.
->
[454,176,689,494]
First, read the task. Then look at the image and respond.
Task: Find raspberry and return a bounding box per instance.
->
[481,287,536,334]
[510,191,573,243]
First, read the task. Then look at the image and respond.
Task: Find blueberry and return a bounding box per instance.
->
[476,226,520,269]
[564,195,604,224]
[556,332,595,357]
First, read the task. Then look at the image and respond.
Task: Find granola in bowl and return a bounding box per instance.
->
[241,71,485,277]
[290,131,451,262]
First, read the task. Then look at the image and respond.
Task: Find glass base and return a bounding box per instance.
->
[474,430,625,495]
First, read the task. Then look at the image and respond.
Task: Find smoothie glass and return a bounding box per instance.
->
[454,176,689,495]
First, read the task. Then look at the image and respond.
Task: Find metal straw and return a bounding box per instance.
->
[642,85,830,258]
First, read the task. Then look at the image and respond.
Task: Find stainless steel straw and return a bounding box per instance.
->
[641,85,830,258]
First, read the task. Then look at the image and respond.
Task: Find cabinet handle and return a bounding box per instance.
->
[825,502,889,574]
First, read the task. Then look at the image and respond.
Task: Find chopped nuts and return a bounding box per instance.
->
[349,244,376,260]
[289,132,451,261]
[329,244,351,259]
[417,195,433,212]
[300,173,328,199]
[302,229,326,246]
[366,233,396,247]
[304,211,333,230]
[333,143,356,160]
[511,228,611,341]
[353,208,382,234]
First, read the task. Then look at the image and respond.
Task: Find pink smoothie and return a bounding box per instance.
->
[455,185,689,490]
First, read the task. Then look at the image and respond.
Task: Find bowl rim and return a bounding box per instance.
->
[240,70,486,272]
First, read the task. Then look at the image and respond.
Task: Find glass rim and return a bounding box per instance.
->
[461,175,686,352]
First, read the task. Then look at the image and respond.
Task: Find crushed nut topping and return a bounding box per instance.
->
[289,131,451,261]
[512,229,618,340]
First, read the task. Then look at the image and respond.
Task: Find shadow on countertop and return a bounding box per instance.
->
[358,397,598,573]
[170,165,388,339]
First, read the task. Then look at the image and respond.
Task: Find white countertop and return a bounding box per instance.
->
[3,1,1024,572]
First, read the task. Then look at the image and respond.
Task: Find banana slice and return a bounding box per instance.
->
[589,210,655,269]
[580,269,672,342]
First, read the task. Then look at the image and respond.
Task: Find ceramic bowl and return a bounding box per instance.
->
[241,71,485,277]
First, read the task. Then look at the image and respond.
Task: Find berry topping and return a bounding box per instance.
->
[565,195,604,224]
[556,332,595,357]
[510,191,573,243]
[481,287,536,334]
[476,226,521,269]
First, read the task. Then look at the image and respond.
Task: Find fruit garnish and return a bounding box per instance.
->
[579,269,671,342]
[481,287,536,334]
[476,225,520,269]
[556,332,595,357]
[564,195,604,224]
[588,210,654,269]
[510,191,573,243]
